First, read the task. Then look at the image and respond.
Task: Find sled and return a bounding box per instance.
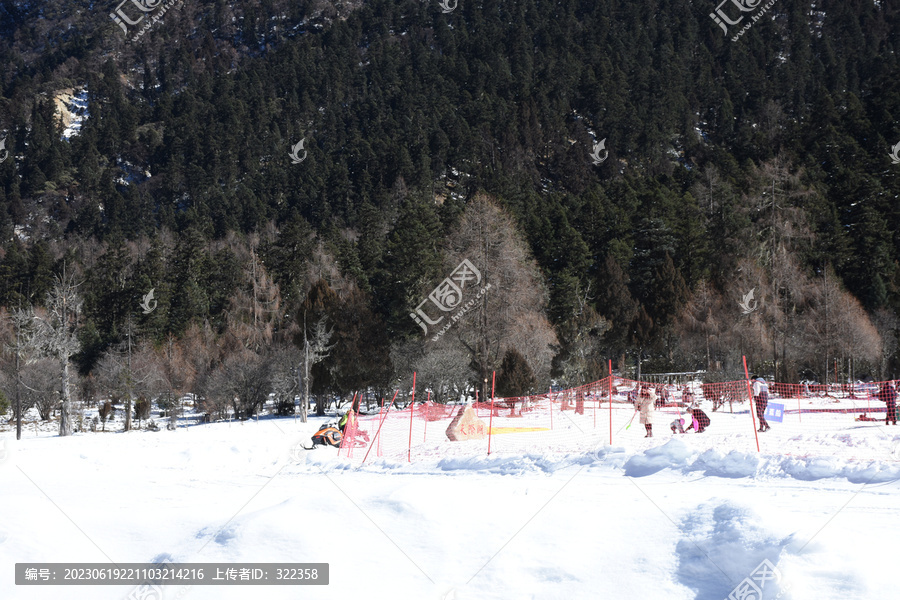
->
[307,423,343,448]
[854,414,882,422]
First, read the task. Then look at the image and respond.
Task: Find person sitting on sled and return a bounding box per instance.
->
[338,409,369,445]
[338,409,353,433]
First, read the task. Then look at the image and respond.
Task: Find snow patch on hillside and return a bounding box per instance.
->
[54,86,88,140]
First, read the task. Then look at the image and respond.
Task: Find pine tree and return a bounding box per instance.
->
[497,348,537,398]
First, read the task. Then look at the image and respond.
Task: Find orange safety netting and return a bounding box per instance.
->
[337,376,900,464]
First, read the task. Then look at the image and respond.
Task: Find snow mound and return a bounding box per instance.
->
[687,449,760,478]
[624,439,695,476]
[619,439,900,483]
[772,455,900,484]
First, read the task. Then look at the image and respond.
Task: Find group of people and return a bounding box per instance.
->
[629,375,899,439]
[630,385,710,438]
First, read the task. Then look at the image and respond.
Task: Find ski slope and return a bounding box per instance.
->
[1,407,899,600]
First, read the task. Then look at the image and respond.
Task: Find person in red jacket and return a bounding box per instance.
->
[879,382,898,426]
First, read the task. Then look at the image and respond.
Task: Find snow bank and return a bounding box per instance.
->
[323,436,900,485]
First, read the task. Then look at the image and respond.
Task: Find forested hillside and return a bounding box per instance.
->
[1,0,899,425]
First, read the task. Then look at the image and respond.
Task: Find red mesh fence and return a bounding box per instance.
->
[337,376,900,464]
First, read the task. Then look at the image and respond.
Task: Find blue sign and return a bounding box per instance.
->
[764,402,784,423]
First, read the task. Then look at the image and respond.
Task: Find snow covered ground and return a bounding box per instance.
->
[2,403,899,600]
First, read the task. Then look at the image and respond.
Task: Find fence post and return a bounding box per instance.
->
[488,371,496,455]
[338,392,355,458]
[549,386,553,430]
[743,356,761,453]
[424,391,430,442]
[408,372,416,463]
[377,399,384,456]
[609,360,613,445]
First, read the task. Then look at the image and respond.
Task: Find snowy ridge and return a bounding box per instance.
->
[307,437,900,484]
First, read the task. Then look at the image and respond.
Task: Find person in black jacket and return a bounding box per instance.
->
[690,407,711,433]
[879,382,898,426]
[752,377,771,432]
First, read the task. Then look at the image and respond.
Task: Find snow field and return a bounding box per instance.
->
[1,411,899,600]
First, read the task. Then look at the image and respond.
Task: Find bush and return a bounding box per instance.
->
[198,397,230,421]
[274,395,296,416]
[134,397,152,425]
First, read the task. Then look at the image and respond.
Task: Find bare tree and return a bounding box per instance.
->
[205,350,274,420]
[745,157,814,380]
[180,322,219,418]
[94,333,162,432]
[2,307,37,440]
[299,314,334,422]
[225,250,282,353]
[442,194,558,399]
[872,309,899,380]
[270,344,302,416]
[20,359,59,421]
[714,249,882,382]
[821,286,881,380]
[674,280,725,372]
[391,339,474,404]
[32,269,83,437]
[154,334,197,428]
